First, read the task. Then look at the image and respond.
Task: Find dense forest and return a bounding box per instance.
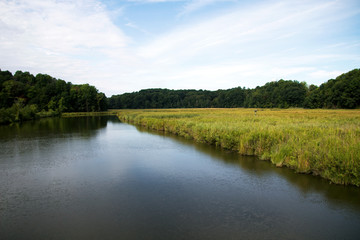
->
[108,81,306,109]
[109,68,360,109]
[0,69,107,124]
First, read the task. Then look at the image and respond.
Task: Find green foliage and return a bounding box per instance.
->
[0,103,39,124]
[304,69,360,109]
[109,89,219,109]
[0,69,108,124]
[0,107,16,124]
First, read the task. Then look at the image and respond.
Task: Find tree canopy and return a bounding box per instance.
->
[0,69,108,124]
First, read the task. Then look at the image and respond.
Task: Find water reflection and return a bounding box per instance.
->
[135,125,360,213]
[0,116,109,140]
[0,117,111,167]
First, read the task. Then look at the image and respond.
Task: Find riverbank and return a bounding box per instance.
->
[61,110,118,117]
[117,108,360,186]
[0,107,60,125]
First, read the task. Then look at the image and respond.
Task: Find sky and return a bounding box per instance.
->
[1,0,359,96]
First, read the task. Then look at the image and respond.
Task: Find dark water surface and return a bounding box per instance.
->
[1,116,360,240]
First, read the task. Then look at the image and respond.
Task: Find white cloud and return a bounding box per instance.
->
[0,0,130,91]
[309,70,344,80]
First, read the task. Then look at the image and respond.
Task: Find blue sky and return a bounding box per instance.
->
[1,0,359,96]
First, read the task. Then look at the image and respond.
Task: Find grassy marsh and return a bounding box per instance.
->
[117,108,360,186]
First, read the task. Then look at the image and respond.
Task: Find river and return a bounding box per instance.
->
[0,116,359,239]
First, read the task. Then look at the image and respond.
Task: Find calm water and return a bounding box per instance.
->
[1,116,360,240]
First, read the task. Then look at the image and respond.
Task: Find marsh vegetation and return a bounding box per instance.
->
[118,108,360,186]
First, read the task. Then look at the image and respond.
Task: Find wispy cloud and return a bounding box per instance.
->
[135,0,359,89]
[178,0,236,17]
[0,0,129,87]
[140,1,336,59]
[124,18,153,36]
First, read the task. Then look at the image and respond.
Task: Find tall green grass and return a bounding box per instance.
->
[118,108,360,186]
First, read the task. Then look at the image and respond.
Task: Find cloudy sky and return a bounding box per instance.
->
[1,0,359,96]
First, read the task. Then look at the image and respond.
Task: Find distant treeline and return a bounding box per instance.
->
[1,68,359,124]
[109,68,360,109]
[0,69,107,124]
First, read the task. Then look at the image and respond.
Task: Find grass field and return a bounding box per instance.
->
[117,108,360,186]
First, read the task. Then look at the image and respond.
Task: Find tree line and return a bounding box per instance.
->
[0,69,107,124]
[109,69,360,109]
[1,68,359,124]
